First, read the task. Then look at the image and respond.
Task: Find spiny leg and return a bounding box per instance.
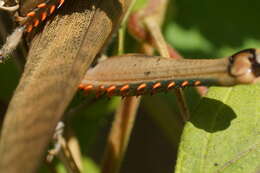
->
[0,0,66,63]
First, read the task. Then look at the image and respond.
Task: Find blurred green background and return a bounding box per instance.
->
[0,0,260,172]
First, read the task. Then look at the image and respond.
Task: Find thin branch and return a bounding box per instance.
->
[101,97,141,173]
[47,122,81,173]
[65,97,99,120]
[65,130,83,172]
[58,136,81,173]
[128,1,208,97]
[143,6,190,122]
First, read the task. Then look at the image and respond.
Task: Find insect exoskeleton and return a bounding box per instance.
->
[0,0,66,63]
[229,48,260,84]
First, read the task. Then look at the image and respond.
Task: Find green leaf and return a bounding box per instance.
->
[56,157,100,173]
[82,157,100,173]
[175,84,260,173]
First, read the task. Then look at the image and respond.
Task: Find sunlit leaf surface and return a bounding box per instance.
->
[175,85,260,173]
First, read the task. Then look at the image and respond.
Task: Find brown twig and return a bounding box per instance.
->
[141,2,190,122]
[65,97,99,120]
[101,2,140,172]
[101,97,141,173]
[65,130,83,172]
[144,19,190,122]
[47,122,82,173]
[0,9,26,71]
[58,136,81,173]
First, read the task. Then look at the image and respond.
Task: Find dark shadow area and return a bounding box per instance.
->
[59,0,99,15]
[121,109,177,173]
[0,100,7,130]
[59,0,123,22]
[87,107,177,173]
[71,97,177,173]
[190,97,237,133]
[172,0,260,47]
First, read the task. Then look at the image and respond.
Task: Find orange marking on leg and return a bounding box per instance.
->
[58,0,65,7]
[78,84,85,90]
[26,25,33,32]
[181,81,189,87]
[99,85,105,90]
[83,84,93,95]
[95,85,105,98]
[137,83,147,95]
[120,84,130,96]
[37,3,47,8]
[33,19,40,27]
[27,11,36,17]
[84,84,93,91]
[137,83,147,91]
[151,82,162,94]
[120,85,130,92]
[167,82,175,90]
[41,12,48,21]
[49,5,56,14]
[152,82,162,90]
[194,80,201,86]
[107,85,117,96]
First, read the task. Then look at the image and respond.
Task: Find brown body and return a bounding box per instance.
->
[80,49,260,96]
[83,55,232,86]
